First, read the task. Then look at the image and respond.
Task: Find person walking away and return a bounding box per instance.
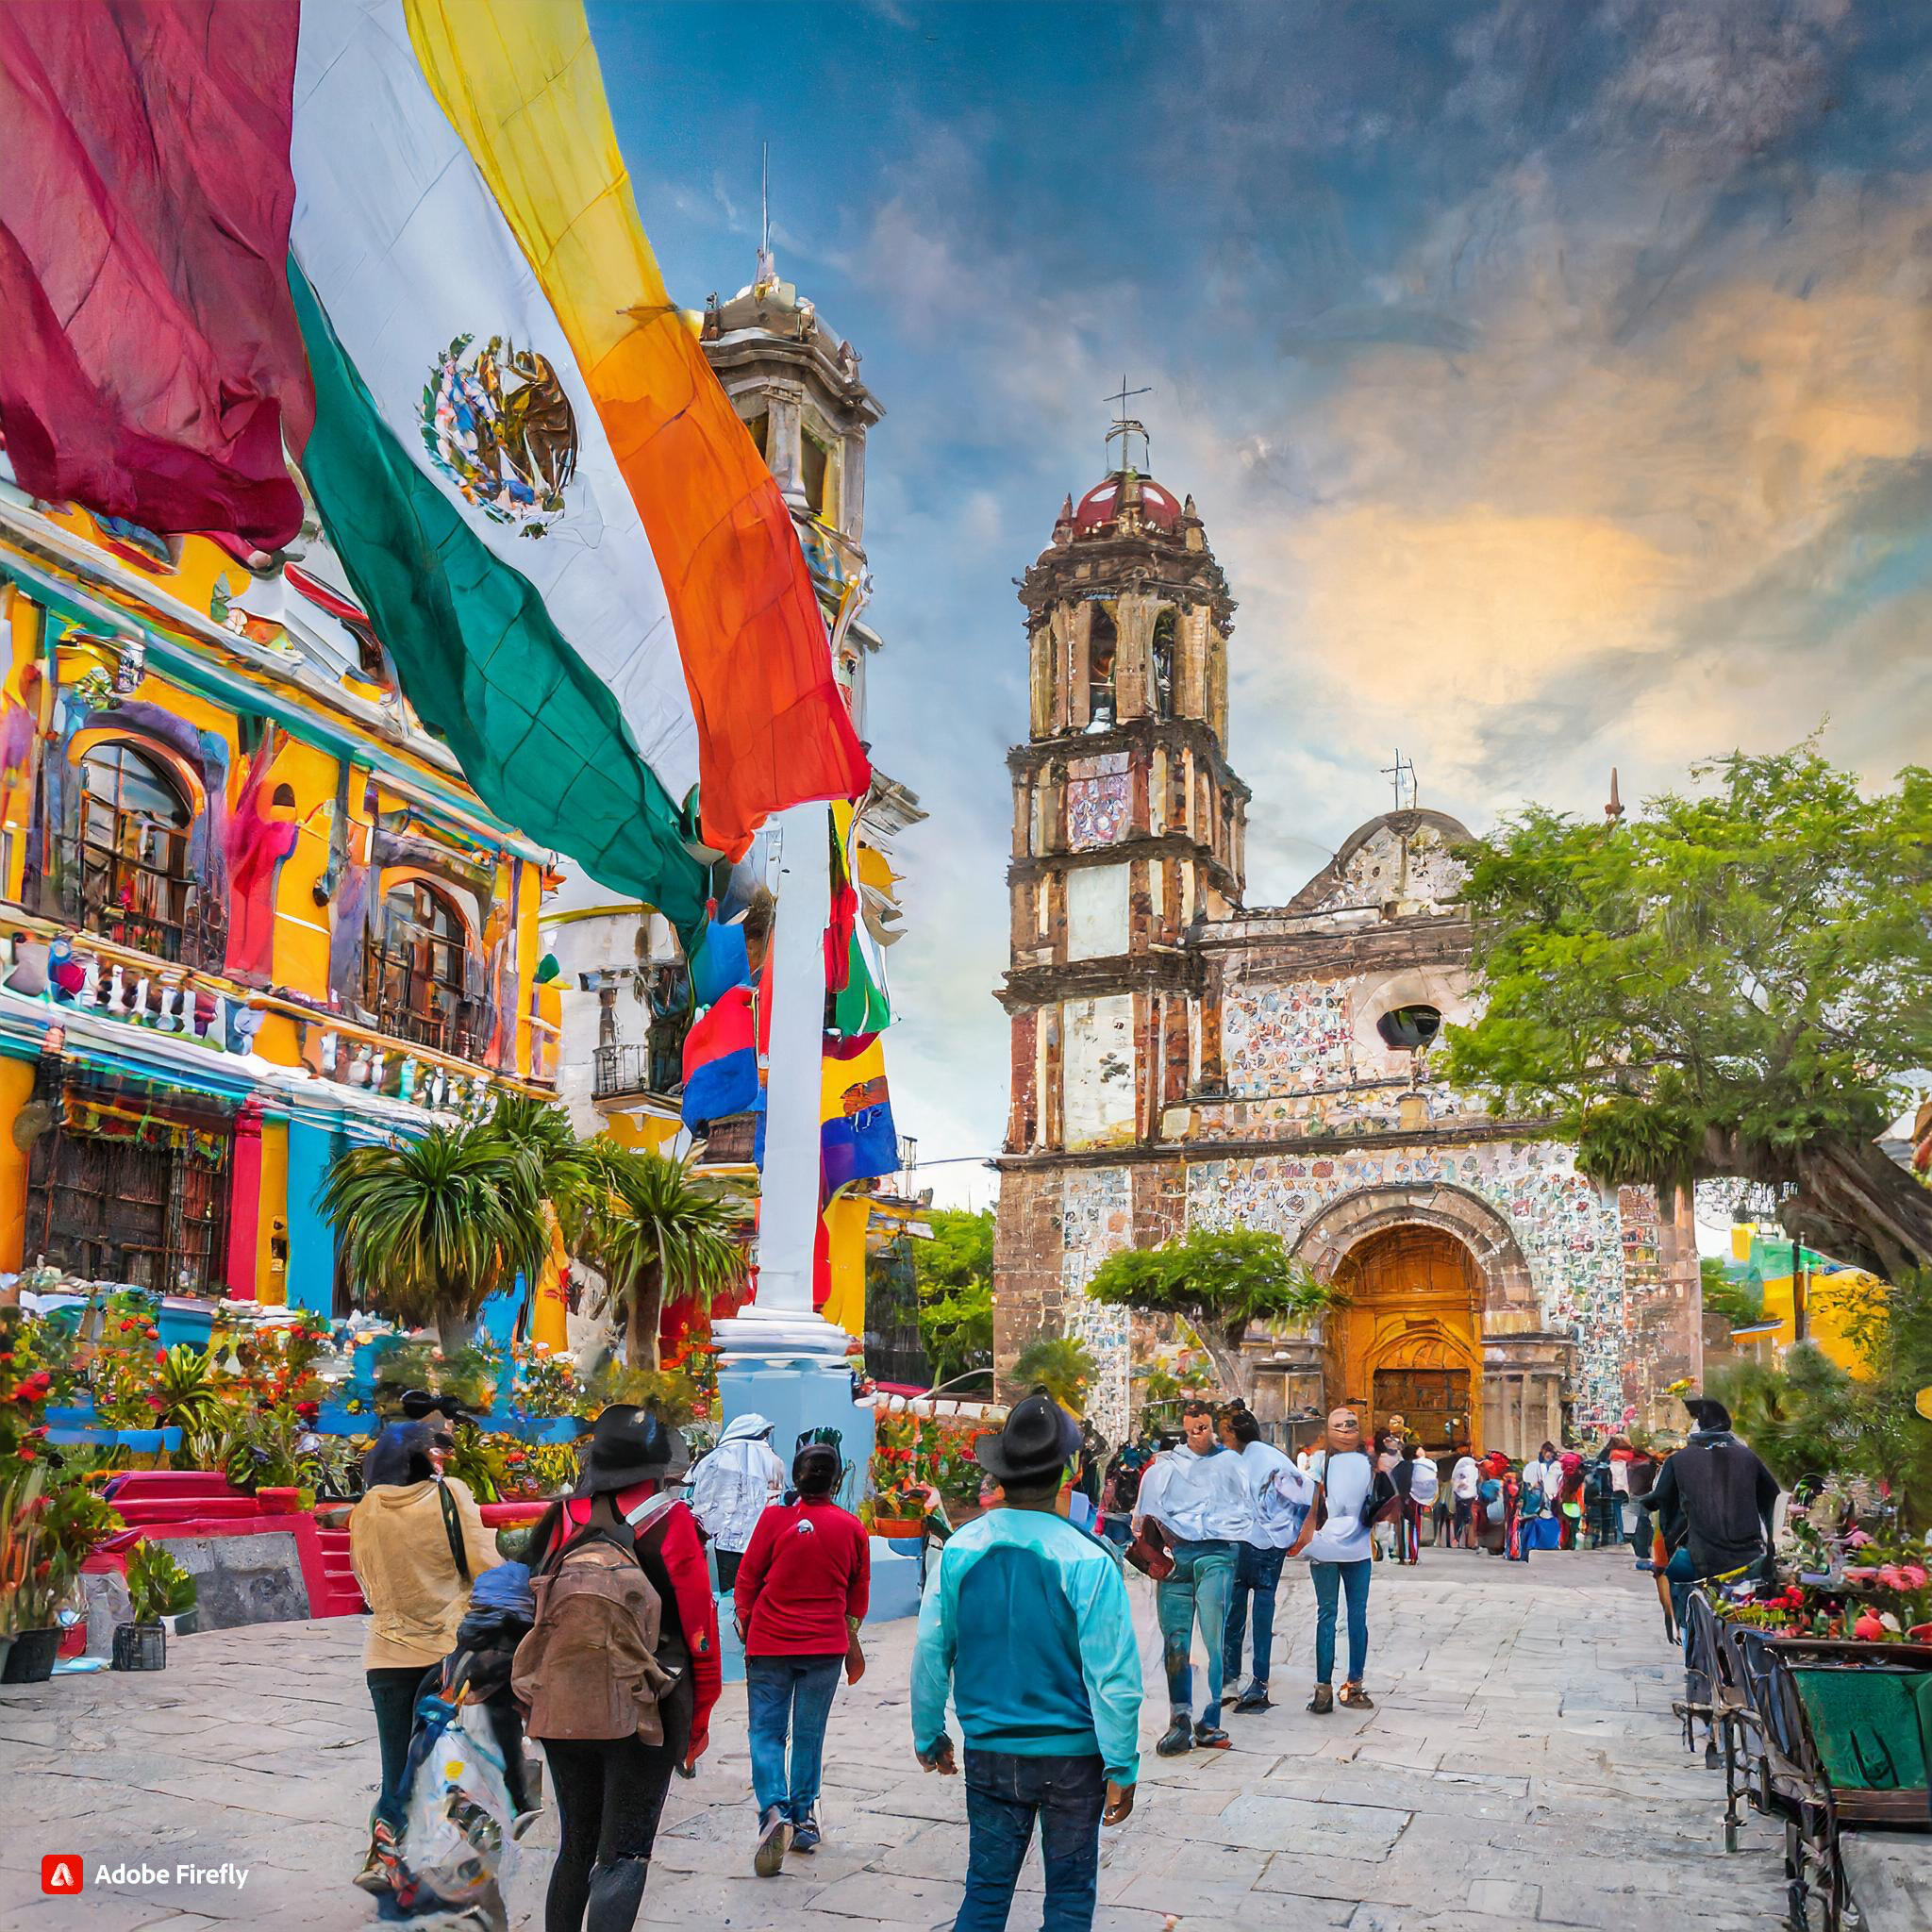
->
[1555,1451,1586,1549]
[1641,1397,1780,1631]
[733,1440,870,1872]
[911,1395,1140,1932]
[689,1412,785,1590]
[1624,1444,1659,1556]
[1292,1407,1394,1713]
[1448,1446,1480,1551]
[1398,1443,1438,1565]
[443,1558,541,1829]
[1132,1397,1253,1755]
[519,1404,721,1932]
[1370,1431,1403,1561]
[350,1421,500,1891]
[1220,1407,1314,1714]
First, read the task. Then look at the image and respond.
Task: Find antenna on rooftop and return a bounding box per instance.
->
[1381,749,1418,812]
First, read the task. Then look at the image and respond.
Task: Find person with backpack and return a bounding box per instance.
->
[515,1403,721,1932]
[911,1394,1141,1932]
[732,1439,871,1874]
[1396,1442,1438,1564]
[349,1421,502,1892]
[1290,1407,1395,1713]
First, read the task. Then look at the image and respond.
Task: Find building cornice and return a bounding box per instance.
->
[993,1116,1557,1173]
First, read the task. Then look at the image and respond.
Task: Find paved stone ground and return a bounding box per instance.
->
[0,1547,1792,1932]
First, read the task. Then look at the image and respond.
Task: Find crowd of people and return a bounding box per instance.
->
[337,1386,1774,1932]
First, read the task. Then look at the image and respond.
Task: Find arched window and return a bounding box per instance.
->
[364,878,475,1058]
[1376,1004,1442,1052]
[75,740,197,960]
[1087,605,1118,730]
[1151,609,1176,719]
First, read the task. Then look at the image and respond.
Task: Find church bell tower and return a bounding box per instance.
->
[999,400,1248,1160]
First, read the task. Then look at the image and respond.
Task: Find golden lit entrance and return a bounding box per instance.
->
[1325,1224,1484,1457]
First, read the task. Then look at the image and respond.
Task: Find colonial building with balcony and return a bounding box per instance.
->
[0,462,563,1311]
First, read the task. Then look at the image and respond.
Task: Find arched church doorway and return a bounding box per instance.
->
[1326,1225,1483,1459]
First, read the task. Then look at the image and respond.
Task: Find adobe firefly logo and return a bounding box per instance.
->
[42,1855,84,1894]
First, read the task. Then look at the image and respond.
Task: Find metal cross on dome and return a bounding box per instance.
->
[1106,375,1153,472]
[1382,749,1418,811]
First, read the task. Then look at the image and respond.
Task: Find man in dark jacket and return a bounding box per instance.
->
[1644,1398,1780,1591]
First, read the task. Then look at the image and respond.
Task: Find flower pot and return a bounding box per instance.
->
[256,1487,301,1515]
[1,1626,60,1683]
[161,1609,198,1640]
[110,1621,167,1672]
[871,1517,923,1540]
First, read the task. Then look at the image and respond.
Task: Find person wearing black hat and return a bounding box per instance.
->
[524,1404,720,1932]
[1641,1396,1781,1628]
[910,1394,1141,1932]
[732,1440,871,1871]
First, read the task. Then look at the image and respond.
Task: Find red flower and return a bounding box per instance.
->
[16,1443,36,1461]
[145,1395,164,1411]
[154,1350,168,1366]
[32,1558,50,1579]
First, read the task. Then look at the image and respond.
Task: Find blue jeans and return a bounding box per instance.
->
[957,1748,1105,1932]
[1310,1558,1371,1687]
[745,1654,843,1821]
[1156,1539,1237,1724]
[1223,1542,1288,1690]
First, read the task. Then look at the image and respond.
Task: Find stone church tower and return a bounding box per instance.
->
[994,429,1704,1455]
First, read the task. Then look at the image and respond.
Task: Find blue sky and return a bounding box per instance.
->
[591,0,1932,1205]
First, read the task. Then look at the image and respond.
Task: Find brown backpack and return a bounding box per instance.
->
[511,1499,681,1743]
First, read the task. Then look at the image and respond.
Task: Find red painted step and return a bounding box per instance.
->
[311,1526,366,1615]
[109,1498,263,1524]
[104,1472,242,1501]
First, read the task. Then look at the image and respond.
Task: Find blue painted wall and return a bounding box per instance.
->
[284,1117,341,1317]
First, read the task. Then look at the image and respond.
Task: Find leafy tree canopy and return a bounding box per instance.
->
[1012,1332,1097,1414]
[1442,743,1932,1279]
[1086,1226,1336,1395]
[914,1208,994,1389]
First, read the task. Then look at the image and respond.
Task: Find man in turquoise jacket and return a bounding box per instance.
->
[911,1393,1141,1932]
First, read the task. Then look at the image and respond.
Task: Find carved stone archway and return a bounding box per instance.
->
[1290,1182,1538,1314]
[1284,1184,1570,1457]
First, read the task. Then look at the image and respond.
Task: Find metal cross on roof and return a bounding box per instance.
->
[1105,375,1153,472]
[1382,749,1417,811]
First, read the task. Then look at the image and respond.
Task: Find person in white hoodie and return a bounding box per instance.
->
[1132,1398,1253,1756]
[690,1412,786,1589]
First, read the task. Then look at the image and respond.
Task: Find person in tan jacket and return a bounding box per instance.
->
[349,1420,499,1883]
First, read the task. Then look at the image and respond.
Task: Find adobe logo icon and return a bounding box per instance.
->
[42,1855,84,1895]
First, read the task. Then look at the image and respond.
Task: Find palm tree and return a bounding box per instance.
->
[1012,1333,1098,1414]
[582,1142,745,1369]
[482,1093,595,1287]
[321,1125,538,1350]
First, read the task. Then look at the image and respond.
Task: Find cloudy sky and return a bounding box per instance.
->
[590,0,1932,1207]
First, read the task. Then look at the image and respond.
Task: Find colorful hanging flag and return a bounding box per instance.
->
[820,1034,899,1196]
[831,803,891,1034]
[286,0,708,929]
[399,0,872,858]
[680,985,758,1134]
[691,903,751,1009]
[0,1,310,546]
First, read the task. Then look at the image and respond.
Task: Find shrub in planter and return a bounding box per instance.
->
[112,1541,195,1673]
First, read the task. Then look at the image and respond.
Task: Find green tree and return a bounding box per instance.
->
[485,1093,595,1254]
[1086,1226,1338,1396]
[1012,1332,1097,1413]
[1700,1254,1766,1331]
[1441,743,1932,1280]
[322,1125,536,1350]
[581,1142,745,1369]
[914,1208,994,1389]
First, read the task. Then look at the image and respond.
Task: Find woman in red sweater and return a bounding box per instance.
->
[527,1404,721,1932]
[733,1441,870,1874]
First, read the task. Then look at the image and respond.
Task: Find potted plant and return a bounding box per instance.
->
[1,1469,123,1682]
[0,1467,47,1683]
[111,1541,196,1671]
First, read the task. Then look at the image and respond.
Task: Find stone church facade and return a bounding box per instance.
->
[992,457,1703,1457]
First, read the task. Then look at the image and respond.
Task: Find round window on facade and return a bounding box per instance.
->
[1375,1003,1442,1052]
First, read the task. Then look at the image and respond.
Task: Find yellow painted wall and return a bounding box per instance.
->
[256,1118,290,1307]
[0,1057,38,1270]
